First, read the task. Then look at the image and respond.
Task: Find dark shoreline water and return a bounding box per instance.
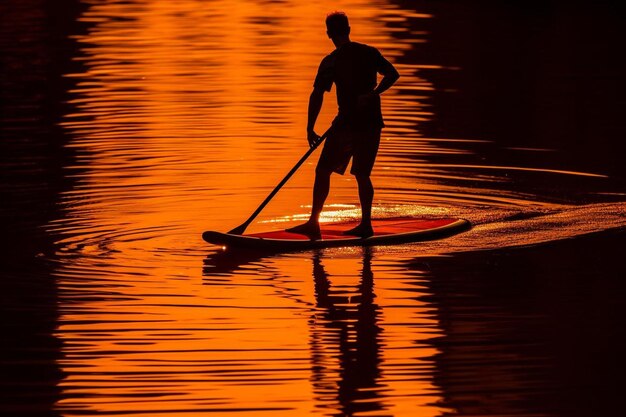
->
[2,1,85,415]
[411,0,626,179]
[2,1,625,416]
[422,229,626,417]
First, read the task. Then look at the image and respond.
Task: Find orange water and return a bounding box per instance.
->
[3,0,626,416]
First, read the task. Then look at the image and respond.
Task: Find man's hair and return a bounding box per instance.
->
[326,11,350,37]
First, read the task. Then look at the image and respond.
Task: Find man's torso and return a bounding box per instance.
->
[314,42,385,129]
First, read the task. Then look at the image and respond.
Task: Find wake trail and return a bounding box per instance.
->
[423,202,626,255]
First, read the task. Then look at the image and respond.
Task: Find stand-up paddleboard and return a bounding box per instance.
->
[203,217,470,251]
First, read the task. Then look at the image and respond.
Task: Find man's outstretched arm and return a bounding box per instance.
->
[307,87,325,147]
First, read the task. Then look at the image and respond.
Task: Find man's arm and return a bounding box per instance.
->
[307,87,325,147]
[374,57,399,95]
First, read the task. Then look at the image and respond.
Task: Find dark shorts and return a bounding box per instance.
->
[317,124,381,177]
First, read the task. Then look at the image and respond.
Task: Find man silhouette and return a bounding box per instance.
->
[288,11,399,238]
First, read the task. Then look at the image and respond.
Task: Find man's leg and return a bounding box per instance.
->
[342,129,379,238]
[310,168,332,223]
[355,174,374,227]
[341,174,374,237]
[286,167,332,237]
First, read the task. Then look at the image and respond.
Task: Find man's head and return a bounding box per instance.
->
[326,11,350,39]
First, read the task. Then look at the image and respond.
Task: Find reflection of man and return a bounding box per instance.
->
[310,249,384,415]
[288,11,399,238]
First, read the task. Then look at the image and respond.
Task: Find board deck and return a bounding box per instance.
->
[203,217,470,251]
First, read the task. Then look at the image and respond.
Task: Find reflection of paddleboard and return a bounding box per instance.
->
[203,217,471,251]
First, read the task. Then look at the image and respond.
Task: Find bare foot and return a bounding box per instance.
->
[342,224,374,238]
[286,221,321,239]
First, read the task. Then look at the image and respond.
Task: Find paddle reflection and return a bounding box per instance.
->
[309,249,386,416]
[202,248,270,276]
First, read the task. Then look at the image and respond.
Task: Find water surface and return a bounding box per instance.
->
[2,1,625,416]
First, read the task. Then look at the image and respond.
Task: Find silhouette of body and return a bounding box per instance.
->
[288,12,399,238]
[309,249,385,415]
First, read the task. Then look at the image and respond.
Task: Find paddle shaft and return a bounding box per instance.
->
[229,126,332,235]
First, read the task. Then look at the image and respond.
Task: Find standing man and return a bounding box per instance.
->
[288,11,399,238]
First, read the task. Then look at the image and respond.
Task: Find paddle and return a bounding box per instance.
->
[228,126,333,235]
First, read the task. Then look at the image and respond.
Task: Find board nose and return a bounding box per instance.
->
[202,231,226,245]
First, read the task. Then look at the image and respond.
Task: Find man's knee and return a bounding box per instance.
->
[315,165,333,177]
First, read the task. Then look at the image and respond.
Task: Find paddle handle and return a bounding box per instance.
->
[228,126,332,235]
